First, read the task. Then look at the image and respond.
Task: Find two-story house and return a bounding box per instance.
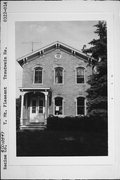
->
[17,41,92,130]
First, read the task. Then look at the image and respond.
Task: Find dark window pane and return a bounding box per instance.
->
[32,107,36,113]
[77,107,84,115]
[32,100,36,113]
[35,67,42,83]
[77,67,84,83]
[77,97,84,106]
[55,67,63,83]
[55,97,63,115]
[55,97,62,106]
[39,107,43,113]
[39,100,43,113]
[77,76,84,83]
[39,100,43,106]
[77,97,85,115]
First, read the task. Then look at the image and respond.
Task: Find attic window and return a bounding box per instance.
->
[34,67,42,83]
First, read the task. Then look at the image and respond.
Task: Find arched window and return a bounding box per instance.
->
[34,67,42,83]
[54,97,63,115]
[76,67,84,83]
[55,67,63,84]
[77,97,85,115]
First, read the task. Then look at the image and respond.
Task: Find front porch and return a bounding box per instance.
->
[20,88,51,130]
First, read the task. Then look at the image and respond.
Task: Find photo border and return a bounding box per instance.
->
[1,1,119,179]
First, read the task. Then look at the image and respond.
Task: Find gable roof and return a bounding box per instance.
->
[17,41,95,67]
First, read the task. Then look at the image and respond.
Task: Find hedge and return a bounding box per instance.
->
[47,115,107,132]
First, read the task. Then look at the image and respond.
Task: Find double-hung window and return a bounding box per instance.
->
[76,67,84,83]
[34,67,42,83]
[55,97,63,115]
[77,97,85,115]
[55,67,63,84]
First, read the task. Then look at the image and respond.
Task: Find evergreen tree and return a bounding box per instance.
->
[83,21,107,120]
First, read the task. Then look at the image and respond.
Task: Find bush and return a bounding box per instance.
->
[47,115,107,132]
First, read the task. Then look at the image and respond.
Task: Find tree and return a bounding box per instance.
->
[83,21,107,120]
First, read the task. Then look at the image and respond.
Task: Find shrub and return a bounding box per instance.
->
[47,115,107,132]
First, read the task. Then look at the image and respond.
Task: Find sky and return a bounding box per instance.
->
[16,21,98,97]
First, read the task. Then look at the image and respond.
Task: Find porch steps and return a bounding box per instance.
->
[21,122,46,130]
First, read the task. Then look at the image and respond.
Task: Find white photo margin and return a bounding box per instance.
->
[1,1,120,179]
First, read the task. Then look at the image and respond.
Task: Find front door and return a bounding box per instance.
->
[30,97,45,123]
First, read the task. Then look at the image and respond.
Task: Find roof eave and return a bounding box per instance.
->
[17,41,96,66]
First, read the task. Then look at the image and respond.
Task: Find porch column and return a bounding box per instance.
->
[85,98,87,116]
[44,91,48,125]
[20,92,25,127]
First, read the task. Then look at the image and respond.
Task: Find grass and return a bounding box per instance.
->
[17,129,108,156]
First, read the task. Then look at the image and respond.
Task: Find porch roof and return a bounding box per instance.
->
[20,87,51,92]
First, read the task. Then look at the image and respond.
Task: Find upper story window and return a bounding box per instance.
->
[55,67,63,84]
[34,67,42,83]
[76,67,84,83]
[54,97,63,115]
[77,97,85,115]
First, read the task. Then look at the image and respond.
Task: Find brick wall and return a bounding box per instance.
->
[22,49,92,116]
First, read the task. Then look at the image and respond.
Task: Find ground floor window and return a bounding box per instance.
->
[55,97,63,115]
[77,97,85,115]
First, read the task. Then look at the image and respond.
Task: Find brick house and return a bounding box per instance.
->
[17,41,92,130]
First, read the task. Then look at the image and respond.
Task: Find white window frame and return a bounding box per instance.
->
[30,96,45,115]
[33,66,43,84]
[54,66,64,85]
[76,96,86,116]
[53,96,64,116]
[75,66,85,84]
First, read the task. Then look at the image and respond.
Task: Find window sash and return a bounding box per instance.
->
[55,97,63,115]
[77,68,84,83]
[77,98,85,115]
[32,100,36,113]
[55,105,62,115]
[55,68,63,84]
[39,106,43,113]
[77,75,84,83]
[34,68,42,83]
[77,106,84,115]
[38,100,43,113]
[77,68,84,75]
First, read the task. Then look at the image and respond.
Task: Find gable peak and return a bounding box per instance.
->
[17,41,94,67]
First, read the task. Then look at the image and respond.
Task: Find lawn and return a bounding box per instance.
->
[17,130,108,156]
